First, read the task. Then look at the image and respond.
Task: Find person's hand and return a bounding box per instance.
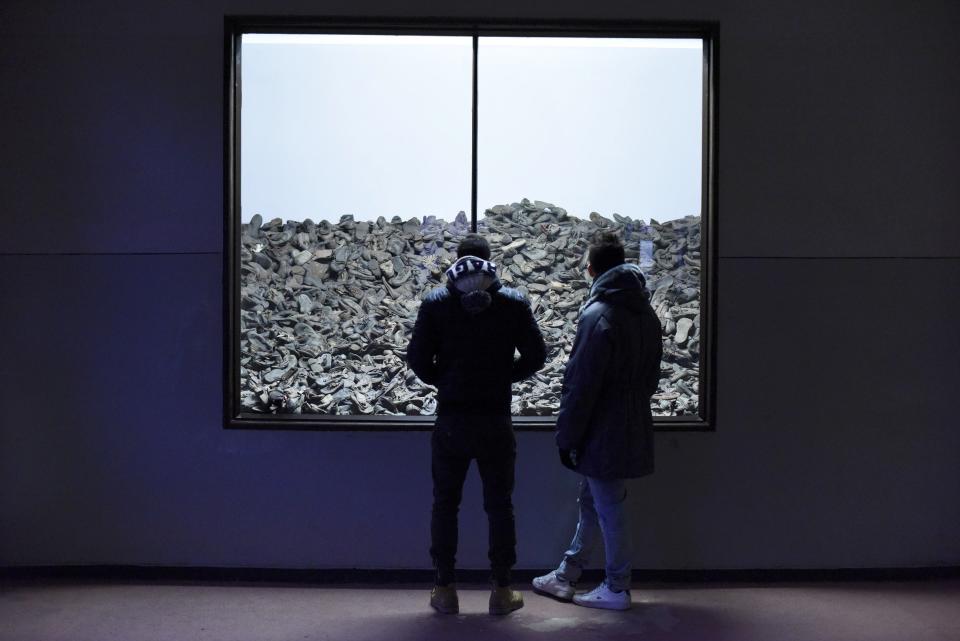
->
[559,448,579,470]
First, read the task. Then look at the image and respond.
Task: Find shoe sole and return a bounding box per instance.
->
[430,601,459,614]
[532,584,575,602]
[572,597,631,611]
[489,603,524,616]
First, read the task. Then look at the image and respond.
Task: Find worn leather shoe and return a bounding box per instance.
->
[430,585,459,614]
[489,586,524,615]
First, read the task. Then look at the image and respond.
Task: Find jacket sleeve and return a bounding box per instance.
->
[406,299,440,386]
[511,298,547,383]
[555,311,612,451]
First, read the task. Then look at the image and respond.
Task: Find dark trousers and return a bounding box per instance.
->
[430,415,517,586]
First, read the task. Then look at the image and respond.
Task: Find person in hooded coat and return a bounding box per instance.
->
[407,233,546,616]
[532,231,663,611]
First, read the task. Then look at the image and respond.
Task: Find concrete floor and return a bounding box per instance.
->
[1,580,958,641]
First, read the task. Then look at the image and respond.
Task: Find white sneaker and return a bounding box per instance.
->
[572,582,631,610]
[532,570,576,601]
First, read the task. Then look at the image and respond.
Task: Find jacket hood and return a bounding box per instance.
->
[584,263,651,314]
[445,255,502,314]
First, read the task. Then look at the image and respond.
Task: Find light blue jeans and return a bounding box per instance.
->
[556,476,631,592]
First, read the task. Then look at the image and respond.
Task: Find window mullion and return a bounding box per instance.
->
[471,32,479,232]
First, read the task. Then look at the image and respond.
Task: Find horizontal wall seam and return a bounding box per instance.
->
[0,252,221,256]
[720,256,960,260]
[1,253,958,259]
[2,565,958,583]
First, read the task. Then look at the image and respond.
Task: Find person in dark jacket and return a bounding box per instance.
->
[532,231,663,611]
[407,233,547,616]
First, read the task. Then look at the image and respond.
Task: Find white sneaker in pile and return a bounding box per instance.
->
[572,582,631,610]
[531,570,576,601]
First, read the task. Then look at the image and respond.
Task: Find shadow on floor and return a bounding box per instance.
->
[360,598,738,641]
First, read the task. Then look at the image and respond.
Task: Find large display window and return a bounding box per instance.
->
[225,18,717,430]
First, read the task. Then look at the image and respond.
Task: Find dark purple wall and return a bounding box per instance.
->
[1,0,958,570]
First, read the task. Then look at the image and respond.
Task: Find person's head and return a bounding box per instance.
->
[457,233,491,261]
[587,231,625,278]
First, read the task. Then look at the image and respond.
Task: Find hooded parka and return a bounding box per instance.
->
[555,263,663,479]
[407,256,547,416]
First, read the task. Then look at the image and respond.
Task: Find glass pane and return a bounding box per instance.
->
[241,33,472,220]
[478,37,703,417]
[238,33,472,416]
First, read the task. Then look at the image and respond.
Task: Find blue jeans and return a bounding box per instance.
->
[556,476,631,592]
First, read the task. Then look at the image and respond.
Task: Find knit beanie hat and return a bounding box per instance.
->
[445,255,498,314]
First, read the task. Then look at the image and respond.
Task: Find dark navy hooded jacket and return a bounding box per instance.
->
[555,263,663,479]
[407,256,547,416]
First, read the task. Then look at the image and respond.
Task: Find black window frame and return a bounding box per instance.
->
[224,16,719,432]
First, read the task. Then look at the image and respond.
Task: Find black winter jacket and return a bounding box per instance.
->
[407,261,547,416]
[555,263,663,479]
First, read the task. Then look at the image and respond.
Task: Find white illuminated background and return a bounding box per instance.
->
[240,34,702,224]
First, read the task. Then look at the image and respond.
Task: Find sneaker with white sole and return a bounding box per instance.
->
[572,582,631,610]
[532,570,576,601]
